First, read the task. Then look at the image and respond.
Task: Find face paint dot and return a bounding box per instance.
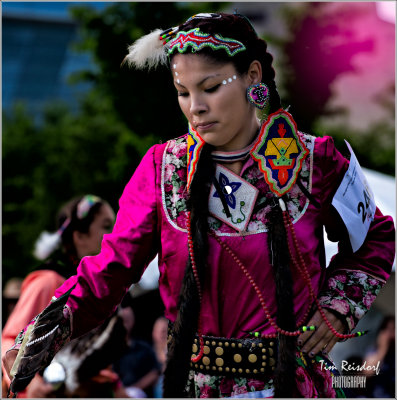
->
[233,75,237,80]
[222,80,227,85]
[173,64,177,69]
[175,72,179,76]
[177,79,180,83]
[228,78,232,83]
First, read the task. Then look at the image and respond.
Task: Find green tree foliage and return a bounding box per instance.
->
[69,2,224,142]
[3,2,225,283]
[3,96,152,281]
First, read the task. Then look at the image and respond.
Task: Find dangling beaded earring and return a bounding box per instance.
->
[246,83,269,109]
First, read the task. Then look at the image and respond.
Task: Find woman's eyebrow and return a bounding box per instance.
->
[174,74,222,88]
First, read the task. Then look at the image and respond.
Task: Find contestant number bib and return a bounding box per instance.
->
[332,141,376,252]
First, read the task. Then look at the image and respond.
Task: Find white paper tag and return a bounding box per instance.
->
[331,141,376,252]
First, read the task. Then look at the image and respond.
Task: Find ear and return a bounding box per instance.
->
[246,60,262,85]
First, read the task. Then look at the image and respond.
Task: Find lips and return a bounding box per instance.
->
[194,121,217,131]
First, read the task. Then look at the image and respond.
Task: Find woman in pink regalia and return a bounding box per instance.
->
[3,12,395,398]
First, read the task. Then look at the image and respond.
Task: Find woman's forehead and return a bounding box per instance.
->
[172,53,234,72]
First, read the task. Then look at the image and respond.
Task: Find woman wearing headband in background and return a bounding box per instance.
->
[2,195,115,397]
[3,12,395,398]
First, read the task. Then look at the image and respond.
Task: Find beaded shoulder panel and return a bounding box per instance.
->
[161,133,315,236]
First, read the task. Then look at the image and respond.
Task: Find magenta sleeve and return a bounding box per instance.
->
[313,136,395,329]
[55,145,159,338]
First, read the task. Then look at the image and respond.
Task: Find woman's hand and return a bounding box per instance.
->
[2,349,18,380]
[298,309,346,357]
[25,375,54,398]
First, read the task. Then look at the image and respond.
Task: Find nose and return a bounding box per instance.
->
[190,93,208,116]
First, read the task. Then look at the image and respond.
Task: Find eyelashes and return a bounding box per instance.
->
[205,84,221,93]
[176,76,237,97]
[177,83,222,97]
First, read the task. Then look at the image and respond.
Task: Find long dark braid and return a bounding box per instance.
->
[163,144,215,397]
[254,33,298,399]
[267,203,298,397]
[163,12,297,397]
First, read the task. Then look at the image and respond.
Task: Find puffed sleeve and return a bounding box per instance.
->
[54,145,160,338]
[313,136,395,332]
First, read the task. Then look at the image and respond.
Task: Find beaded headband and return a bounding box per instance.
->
[76,194,102,219]
[125,13,250,70]
[33,194,102,261]
[167,28,246,57]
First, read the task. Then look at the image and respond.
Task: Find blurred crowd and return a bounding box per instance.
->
[1,195,167,398]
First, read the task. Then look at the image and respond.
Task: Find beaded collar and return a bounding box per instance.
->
[211,142,255,163]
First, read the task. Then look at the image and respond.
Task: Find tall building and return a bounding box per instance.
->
[2,2,107,117]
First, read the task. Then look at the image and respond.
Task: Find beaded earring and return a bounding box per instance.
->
[246,83,269,109]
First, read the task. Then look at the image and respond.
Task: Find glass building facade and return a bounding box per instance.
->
[2,2,107,117]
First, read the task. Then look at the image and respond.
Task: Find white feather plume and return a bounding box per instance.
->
[33,231,61,260]
[123,29,169,70]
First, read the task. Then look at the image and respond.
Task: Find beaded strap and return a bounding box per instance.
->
[186,211,205,362]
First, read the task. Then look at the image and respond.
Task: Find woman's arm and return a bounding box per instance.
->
[54,144,161,339]
[299,136,395,354]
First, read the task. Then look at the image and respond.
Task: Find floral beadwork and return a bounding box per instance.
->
[318,270,384,331]
[161,132,315,235]
[213,172,242,209]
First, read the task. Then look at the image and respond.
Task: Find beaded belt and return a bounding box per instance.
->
[189,335,278,377]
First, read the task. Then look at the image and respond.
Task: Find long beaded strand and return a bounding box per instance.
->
[279,198,366,339]
[186,211,205,362]
[187,200,365,364]
[209,232,311,338]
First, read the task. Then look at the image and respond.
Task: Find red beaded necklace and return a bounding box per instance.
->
[187,198,366,363]
[279,199,363,340]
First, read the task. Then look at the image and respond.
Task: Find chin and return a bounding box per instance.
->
[199,132,225,148]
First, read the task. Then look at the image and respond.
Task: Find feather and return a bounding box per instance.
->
[9,286,75,395]
[123,29,168,70]
[33,231,61,260]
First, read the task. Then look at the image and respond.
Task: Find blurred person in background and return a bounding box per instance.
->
[2,277,23,327]
[112,293,161,398]
[152,316,168,397]
[1,194,115,398]
[3,12,395,398]
[364,315,395,398]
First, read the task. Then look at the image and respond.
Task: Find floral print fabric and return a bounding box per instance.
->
[318,270,384,331]
[162,132,315,235]
[186,351,345,398]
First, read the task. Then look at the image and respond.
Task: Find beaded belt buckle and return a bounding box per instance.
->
[190,335,277,377]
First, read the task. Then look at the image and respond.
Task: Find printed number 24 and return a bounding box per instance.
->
[357,189,371,223]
